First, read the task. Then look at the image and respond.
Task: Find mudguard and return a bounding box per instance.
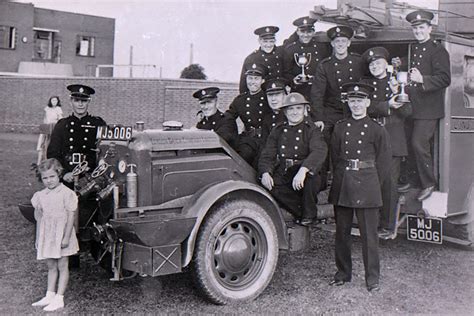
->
[181,180,289,267]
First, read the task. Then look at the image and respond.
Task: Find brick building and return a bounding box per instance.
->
[0,1,115,76]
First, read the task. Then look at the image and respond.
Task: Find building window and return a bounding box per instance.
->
[76,35,95,57]
[34,30,54,60]
[0,25,16,49]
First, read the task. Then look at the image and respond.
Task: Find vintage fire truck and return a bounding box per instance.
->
[19,0,474,305]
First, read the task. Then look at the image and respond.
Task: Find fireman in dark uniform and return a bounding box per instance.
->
[283,16,330,101]
[261,78,288,142]
[310,25,365,189]
[396,10,451,201]
[193,87,238,148]
[239,26,284,93]
[329,82,391,292]
[47,84,106,184]
[361,47,412,239]
[228,63,271,166]
[47,84,106,269]
[259,92,327,226]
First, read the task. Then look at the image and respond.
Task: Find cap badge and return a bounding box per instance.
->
[336,27,340,33]
[369,51,374,56]
[290,96,296,102]
[201,90,206,95]
[265,27,270,32]
[79,87,84,93]
[303,19,307,24]
[252,63,257,69]
[416,14,421,20]
[354,86,359,91]
[271,83,276,88]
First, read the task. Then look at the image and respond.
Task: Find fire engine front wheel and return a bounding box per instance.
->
[192,199,279,305]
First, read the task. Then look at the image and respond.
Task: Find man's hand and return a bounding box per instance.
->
[409,68,423,83]
[389,76,400,94]
[315,121,324,132]
[391,57,402,68]
[292,167,309,191]
[261,172,274,191]
[388,95,404,109]
[63,172,74,183]
[293,74,303,85]
[61,237,69,248]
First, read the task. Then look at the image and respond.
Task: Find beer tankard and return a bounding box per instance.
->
[395,71,411,103]
[294,53,313,84]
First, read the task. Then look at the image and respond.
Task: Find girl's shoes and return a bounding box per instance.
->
[32,291,55,306]
[43,294,64,311]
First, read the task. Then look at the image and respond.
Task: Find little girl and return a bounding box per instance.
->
[31,158,79,311]
[36,96,63,165]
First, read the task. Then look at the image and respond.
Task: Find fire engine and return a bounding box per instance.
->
[18,0,474,305]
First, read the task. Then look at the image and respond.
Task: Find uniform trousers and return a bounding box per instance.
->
[334,206,380,287]
[236,135,262,168]
[380,156,401,231]
[270,166,320,219]
[411,119,438,189]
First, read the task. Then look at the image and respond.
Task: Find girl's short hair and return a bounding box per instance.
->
[47,96,62,108]
[36,158,64,181]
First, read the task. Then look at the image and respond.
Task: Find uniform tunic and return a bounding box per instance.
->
[329,115,390,287]
[239,46,285,93]
[407,40,451,119]
[329,116,391,207]
[310,52,365,124]
[47,113,106,173]
[283,38,330,100]
[260,110,286,144]
[227,90,271,165]
[259,120,327,219]
[31,183,79,260]
[196,111,238,147]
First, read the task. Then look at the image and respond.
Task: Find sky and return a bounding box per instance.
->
[16,0,439,82]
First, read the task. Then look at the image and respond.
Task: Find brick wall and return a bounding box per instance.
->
[0,76,238,133]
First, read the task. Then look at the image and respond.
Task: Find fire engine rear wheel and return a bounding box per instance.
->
[192,199,278,305]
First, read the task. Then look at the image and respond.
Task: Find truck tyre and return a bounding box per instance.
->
[192,199,278,305]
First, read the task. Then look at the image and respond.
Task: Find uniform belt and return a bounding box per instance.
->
[281,158,302,171]
[345,159,375,171]
[67,153,86,165]
[244,126,262,138]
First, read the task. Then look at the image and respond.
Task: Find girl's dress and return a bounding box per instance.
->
[36,106,63,162]
[31,183,79,260]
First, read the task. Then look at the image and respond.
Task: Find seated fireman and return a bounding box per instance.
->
[259,92,327,226]
[227,63,271,166]
[260,78,289,142]
[193,87,238,147]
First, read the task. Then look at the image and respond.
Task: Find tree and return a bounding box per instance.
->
[180,64,207,80]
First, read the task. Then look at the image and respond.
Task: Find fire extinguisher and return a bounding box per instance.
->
[126,164,137,207]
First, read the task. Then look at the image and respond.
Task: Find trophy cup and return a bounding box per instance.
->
[294,53,313,84]
[395,71,410,103]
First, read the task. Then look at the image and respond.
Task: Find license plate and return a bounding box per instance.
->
[97,125,132,141]
[407,215,442,244]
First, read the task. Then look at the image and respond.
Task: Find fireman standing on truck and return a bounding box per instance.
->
[259,92,327,226]
[360,47,412,239]
[396,9,451,201]
[193,87,238,148]
[239,26,284,93]
[329,82,391,292]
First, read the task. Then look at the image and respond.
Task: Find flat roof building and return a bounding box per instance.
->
[0,1,115,76]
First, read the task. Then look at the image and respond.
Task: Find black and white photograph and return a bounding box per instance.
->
[1,0,473,313]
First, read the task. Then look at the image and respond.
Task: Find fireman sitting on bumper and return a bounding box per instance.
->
[258,92,327,226]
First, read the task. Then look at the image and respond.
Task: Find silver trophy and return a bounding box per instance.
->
[294,53,313,84]
[395,71,410,103]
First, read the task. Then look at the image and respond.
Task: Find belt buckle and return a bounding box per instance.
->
[72,153,83,165]
[348,159,359,171]
[285,159,294,170]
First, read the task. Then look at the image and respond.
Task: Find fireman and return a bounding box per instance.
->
[193,87,238,148]
[258,92,327,226]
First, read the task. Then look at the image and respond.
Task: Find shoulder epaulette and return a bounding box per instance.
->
[371,118,384,126]
[335,118,348,124]
[349,51,361,57]
[320,56,332,64]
